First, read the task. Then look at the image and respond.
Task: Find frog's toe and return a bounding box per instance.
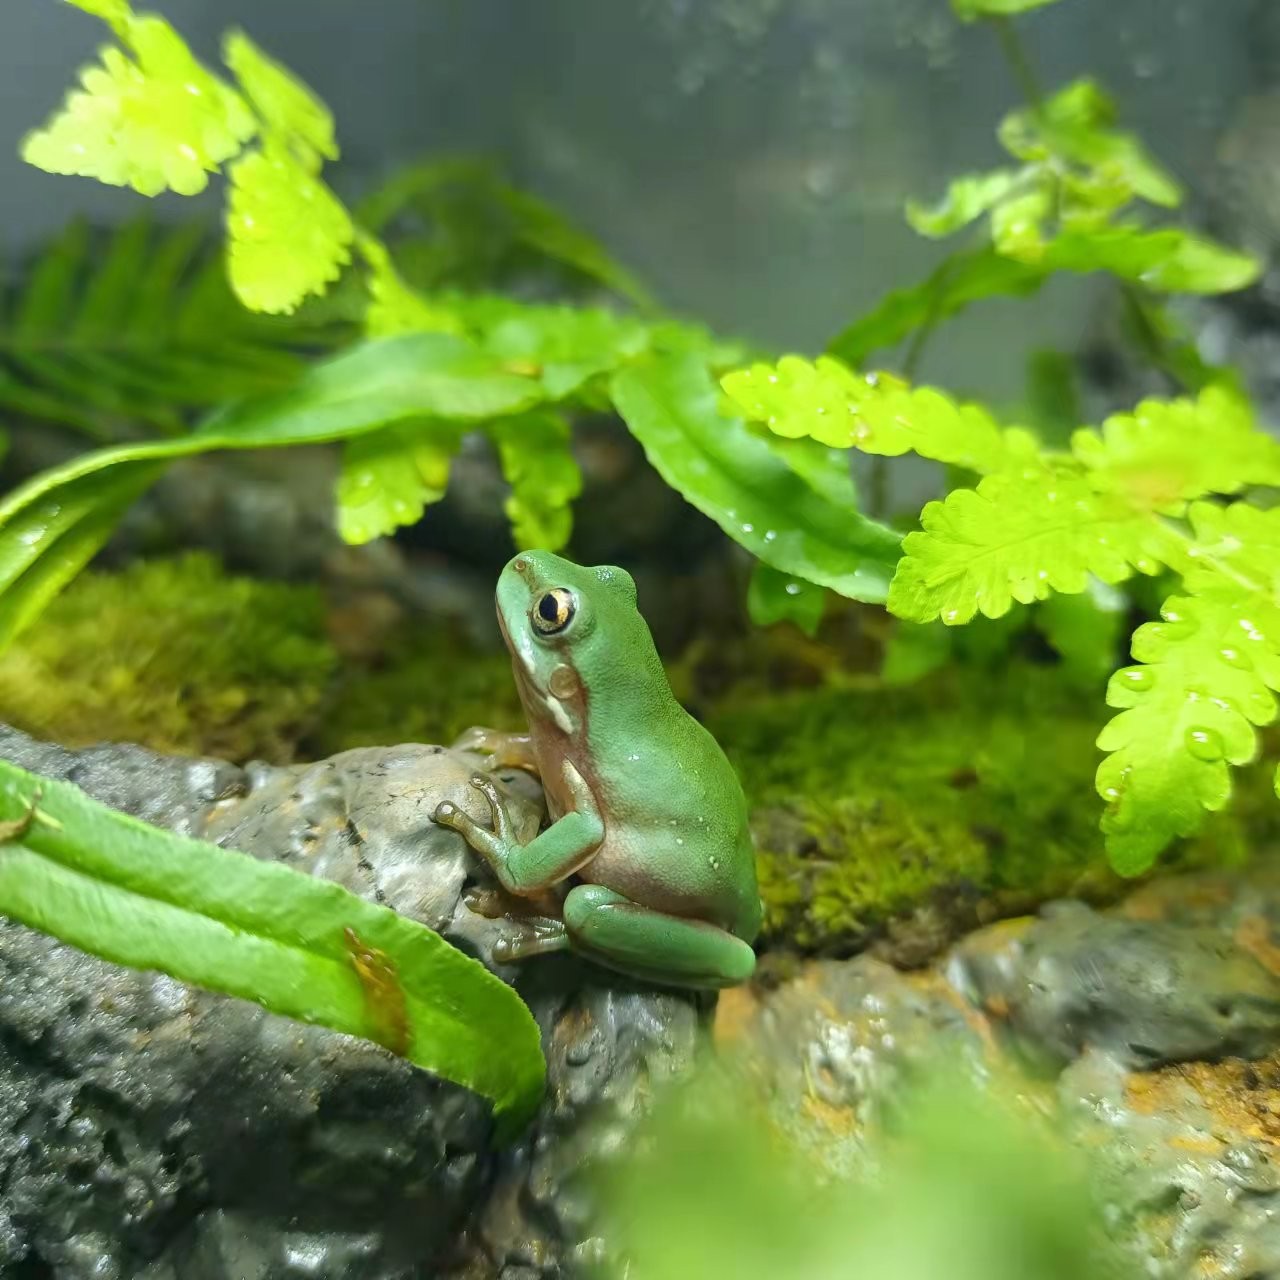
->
[432,800,460,825]
[467,775,514,840]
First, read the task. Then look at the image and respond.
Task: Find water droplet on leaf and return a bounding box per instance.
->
[1185,727,1224,762]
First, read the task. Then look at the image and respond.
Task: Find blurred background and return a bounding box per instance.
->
[4,0,1277,403]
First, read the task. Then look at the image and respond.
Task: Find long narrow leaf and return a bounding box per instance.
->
[0,759,546,1137]
[0,332,544,647]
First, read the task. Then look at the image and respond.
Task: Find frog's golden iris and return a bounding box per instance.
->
[531,588,576,635]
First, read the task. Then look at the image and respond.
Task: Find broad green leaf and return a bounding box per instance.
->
[828,247,1046,365]
[21,16,255,197]
[488,412,582,551]
[1037,577,1127,687]
[1096,585,1280,874]
[227,145,355,314]
[760,436,859,510]
[887,468,1173,625]
[463,297,653,399]
[906,169,1023,239]
[193,333,544,445]
[1072,385,1280,512]
[223,29,337,167]
[0,465,163,650]
[611,355,903,603]
[722,355,1032,474]
[0,759,545,1135]
[952,0,1061,17]
[0,334,542,646]
[336,423,463,544]
[1037,227,1260,293]
[746,562,826,637]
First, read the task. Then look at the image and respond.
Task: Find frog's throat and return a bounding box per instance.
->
[512,654,579,737]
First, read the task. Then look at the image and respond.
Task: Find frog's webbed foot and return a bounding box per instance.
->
[434,773,510,847]
[435,774,525,894]
[449,727,540,776]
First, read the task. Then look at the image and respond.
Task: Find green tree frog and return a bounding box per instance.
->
[433,550,762,989]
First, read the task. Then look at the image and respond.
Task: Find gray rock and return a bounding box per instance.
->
[714,957,992,1177]
[729,871,1280,1280]
[0,726,702,1279]
[948,899,1280,1070]
[1062,1049,1280,1280]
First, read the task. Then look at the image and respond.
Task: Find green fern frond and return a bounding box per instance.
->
[21,12,254,197]
[336,422,463,545]
[887,468,1173,625]
[488,411,582,551]
[1097,585,1280,873]
[222,29,336,168]
[1072,385,1280,512]
[1,217,340,439]
[1095,501,1280,872]
[226,145,354,315]
[721,355,1036,473]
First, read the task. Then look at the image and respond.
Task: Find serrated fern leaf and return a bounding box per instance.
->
[1072,385,1280,512]
[721,354,1033,474]
[1183,500,1280,590]
[222,30,336,168]
[336,423,463,545]
[1096,586,1280,873]
[226,146,354,315]
[21,13,254,197]
[1,219,336,439]
[887,469,1171,625]
[488,412,582,550]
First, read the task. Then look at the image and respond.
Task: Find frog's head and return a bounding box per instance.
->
[495,549,663,737]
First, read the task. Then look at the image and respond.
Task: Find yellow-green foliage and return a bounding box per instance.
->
[0,553,335,761]
[711,663,1275,954]
[314,626,524,756]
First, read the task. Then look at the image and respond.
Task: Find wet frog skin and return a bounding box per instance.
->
[432,550,762,989]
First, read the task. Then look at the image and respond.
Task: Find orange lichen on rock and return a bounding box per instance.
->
[1124,1053,1280,1149]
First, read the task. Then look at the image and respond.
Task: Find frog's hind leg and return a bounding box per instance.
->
[563,884,756,990]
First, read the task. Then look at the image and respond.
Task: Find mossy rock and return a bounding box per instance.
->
[708,663,1277,960]
[0,554,336,762]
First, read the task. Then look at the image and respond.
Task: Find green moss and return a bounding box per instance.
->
[0,554,336,762]
[313,624,524,755]
[708,662,1277,955]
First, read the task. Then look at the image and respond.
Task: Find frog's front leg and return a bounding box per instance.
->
[433,774,603,897]
[449,727,540,775]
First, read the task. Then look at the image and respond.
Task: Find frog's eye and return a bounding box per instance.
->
[531,587,576,636]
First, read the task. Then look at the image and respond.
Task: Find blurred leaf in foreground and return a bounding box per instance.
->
[602,1066,1132,1280]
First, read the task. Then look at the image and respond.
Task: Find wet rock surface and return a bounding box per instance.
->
[718,870,1280,1280]
[0,726,701,1279]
